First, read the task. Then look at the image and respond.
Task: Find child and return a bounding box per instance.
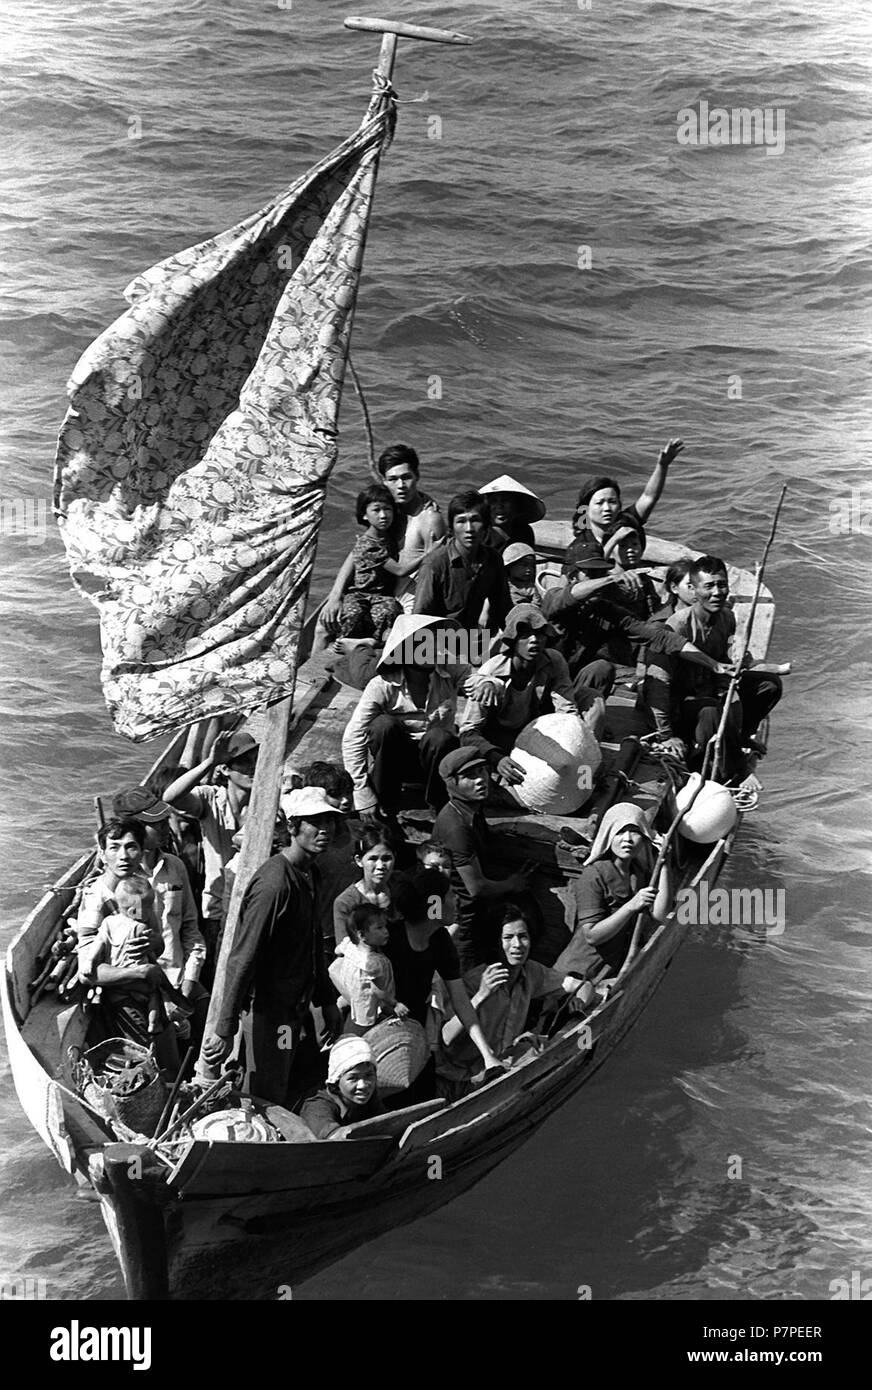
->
[78,876,192,1068]
[501,542,540,609]
[603,522,661,690]
[300,1036,385,1138]
[329,904,409,1034]
[332,825,398,948]
[338,484,422,642]
[603,523,660,620]
[416,841,459,937]
[653,559,695,621]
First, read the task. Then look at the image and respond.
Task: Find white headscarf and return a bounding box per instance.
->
[585,802,659,868]
[327,1036,374,1085]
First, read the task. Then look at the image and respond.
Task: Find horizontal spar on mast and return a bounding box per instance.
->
[344,15,474,44]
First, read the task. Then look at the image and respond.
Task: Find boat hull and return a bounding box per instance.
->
[89,840,726,1299]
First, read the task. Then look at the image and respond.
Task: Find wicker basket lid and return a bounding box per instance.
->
[509,712,602,816]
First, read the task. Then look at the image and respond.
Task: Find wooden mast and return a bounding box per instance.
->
[197,16,473,1082]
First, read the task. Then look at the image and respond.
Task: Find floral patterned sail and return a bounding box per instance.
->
[54,81,395,742]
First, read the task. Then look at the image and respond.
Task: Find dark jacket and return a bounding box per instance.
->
[215,853,334,1104]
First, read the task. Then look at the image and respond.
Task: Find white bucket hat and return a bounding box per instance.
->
[508,712,602,816]
[281,786,339,819]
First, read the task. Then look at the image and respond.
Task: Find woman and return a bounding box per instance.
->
[553,803,672,980]
[436,902,592,1098]
[385,869,506,1100]
[568,438,685,557]
[331,824,399,949]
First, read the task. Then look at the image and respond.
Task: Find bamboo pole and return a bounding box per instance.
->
[704,485,787,782]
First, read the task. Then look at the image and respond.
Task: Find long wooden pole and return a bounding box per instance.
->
[704,484,787,781]
[196,21,471,1083]
[621,486,788,974]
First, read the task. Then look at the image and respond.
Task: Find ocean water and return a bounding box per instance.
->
[1,0,870,1301]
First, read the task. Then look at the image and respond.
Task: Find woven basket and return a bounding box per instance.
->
[80,1038,168,1138]
[366,1019,429,1097]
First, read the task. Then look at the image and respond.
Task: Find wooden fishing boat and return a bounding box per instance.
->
[3,15,784,1300]
[2,522,777,1300]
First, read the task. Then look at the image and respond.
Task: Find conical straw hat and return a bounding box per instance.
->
[509,712,602,816]
[378,613,460,668]
[479,474,546,522]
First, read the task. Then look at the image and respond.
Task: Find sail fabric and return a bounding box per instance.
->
[54,85,394,742]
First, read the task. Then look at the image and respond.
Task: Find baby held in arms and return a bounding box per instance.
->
[78,876,193,1061]
[329,903,410,1035]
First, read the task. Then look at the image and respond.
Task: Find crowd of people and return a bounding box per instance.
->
[72,440,782,1134]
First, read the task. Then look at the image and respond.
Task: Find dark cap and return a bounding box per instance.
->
[562,537,613,576]
[438,746,490,782]
[111,787,172,823]
[576,475,621,508]
[221,730,259,762]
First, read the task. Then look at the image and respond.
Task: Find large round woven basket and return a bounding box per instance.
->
[80,1038,168,1137]
[365,1019,429,1098]
[510,712,602,816]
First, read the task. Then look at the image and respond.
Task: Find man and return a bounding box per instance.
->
[378,443,446,611]
[541,540,726,697]
[162,729,259,987]
[413,490,510,633]
[459,603,605,784]
[76,817,148,943]
[317,445,446,641]
[110,787,208,1055]
[201,787,343,1105]
[341,614,501,823]
[433,747,532,971]
[645,555,782,777]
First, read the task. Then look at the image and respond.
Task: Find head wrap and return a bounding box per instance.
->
[327,1036,374,1085]
[586,802,659,867]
